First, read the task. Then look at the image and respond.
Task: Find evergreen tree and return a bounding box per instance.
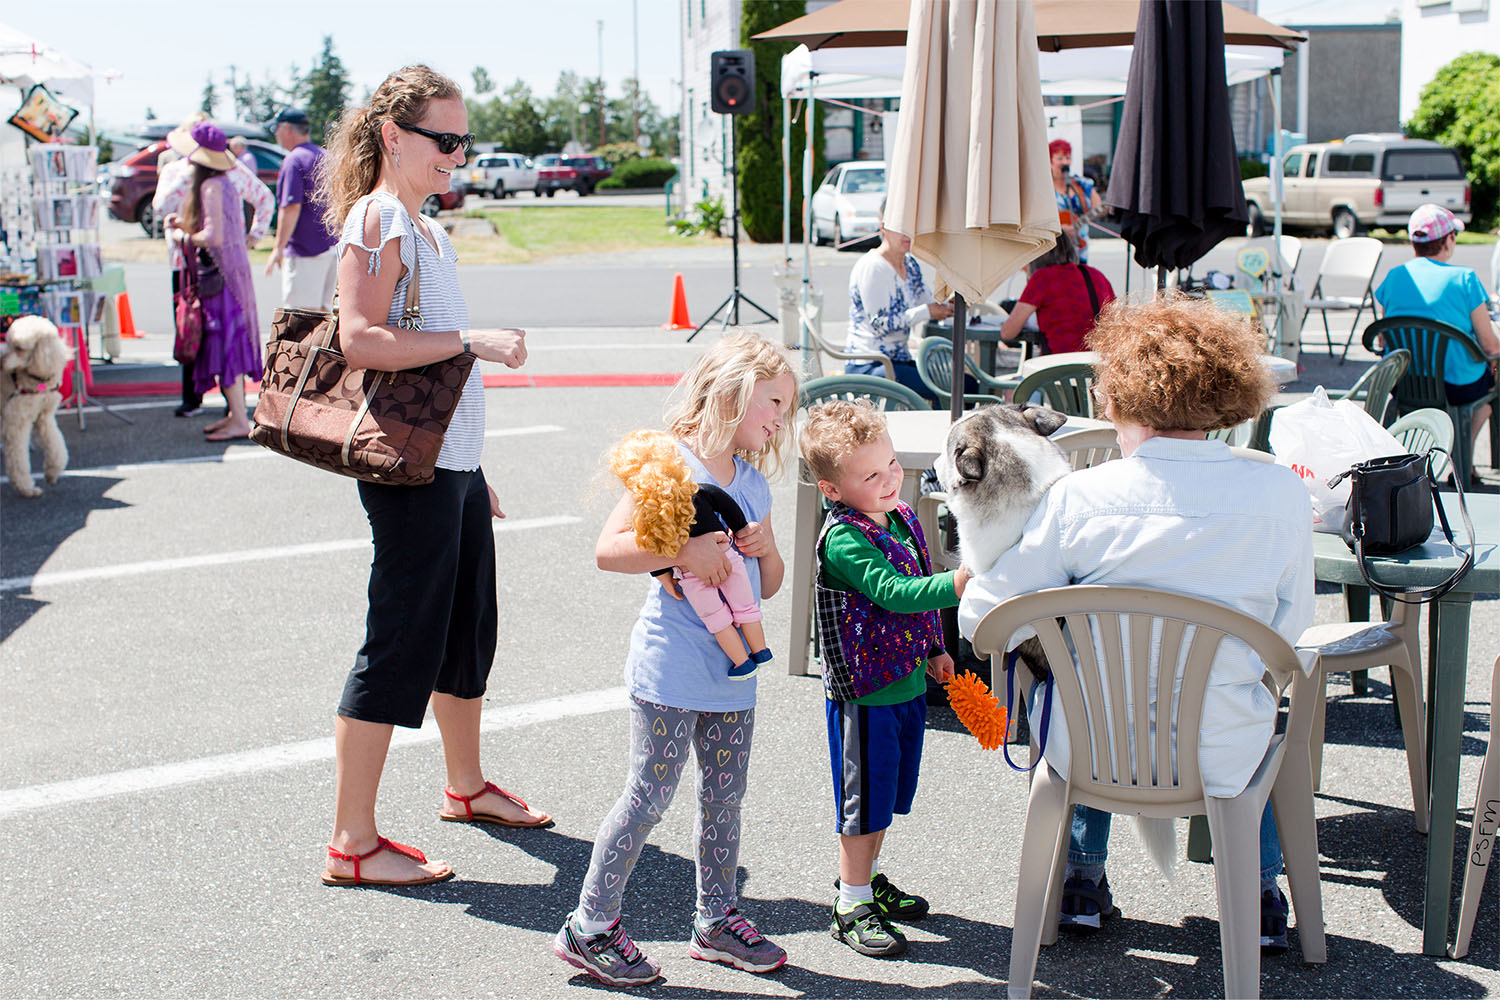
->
[200,76,217,117]
[472,66,495,97]
[738,1,822,242]
[300,36,351,145]
[501,80,549,156]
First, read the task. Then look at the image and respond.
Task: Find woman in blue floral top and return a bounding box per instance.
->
[844,204,954,404]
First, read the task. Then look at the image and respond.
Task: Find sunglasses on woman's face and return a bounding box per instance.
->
[396,122,475,156]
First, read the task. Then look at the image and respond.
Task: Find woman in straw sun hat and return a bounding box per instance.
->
[162,120,261,440]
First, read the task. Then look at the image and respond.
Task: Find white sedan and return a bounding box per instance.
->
[810,163,886,249]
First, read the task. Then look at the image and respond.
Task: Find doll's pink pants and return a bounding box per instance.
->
[676,547,762,633]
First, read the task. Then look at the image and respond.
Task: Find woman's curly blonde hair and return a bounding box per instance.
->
[608,430,700,558]
[1087,294,1274,432]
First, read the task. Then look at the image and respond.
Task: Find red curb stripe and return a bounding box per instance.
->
[92,374,682,398]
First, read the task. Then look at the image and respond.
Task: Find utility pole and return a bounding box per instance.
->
[597,19,607,148]
[632,0,640,146]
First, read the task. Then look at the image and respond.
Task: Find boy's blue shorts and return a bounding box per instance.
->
[826,693,926,836]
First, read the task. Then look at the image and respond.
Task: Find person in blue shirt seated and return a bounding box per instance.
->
[1373,204,1499,479]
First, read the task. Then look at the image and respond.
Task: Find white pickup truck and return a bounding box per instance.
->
[1243,136,1470,239]
[464,152,538,199]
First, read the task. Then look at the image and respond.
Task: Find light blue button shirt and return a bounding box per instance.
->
[958,437,1314,797]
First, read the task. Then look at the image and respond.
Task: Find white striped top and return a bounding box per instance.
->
[338,191,483,472]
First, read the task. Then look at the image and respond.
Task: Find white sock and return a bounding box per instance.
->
[574,911,614,936]
[870,858,880,879]
[839,880,875,909]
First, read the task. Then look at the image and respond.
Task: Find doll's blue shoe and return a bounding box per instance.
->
[728,659,759,681]
[750,649,774,665]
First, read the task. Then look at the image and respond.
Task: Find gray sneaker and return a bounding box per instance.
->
[688,909,787,973]
[552,915,661,987]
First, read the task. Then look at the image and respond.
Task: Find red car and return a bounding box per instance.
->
[107,139,285,236]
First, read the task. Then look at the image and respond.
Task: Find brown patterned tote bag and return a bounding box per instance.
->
[249,241,475,485]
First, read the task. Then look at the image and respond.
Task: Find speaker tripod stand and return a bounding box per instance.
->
[688,124,775,341]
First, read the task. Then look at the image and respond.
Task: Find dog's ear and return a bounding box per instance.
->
[1020,406,1068,437]
[953,444,986,484]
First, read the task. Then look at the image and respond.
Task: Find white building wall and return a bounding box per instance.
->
[1401,0,1500,122]
[680,0,743,208]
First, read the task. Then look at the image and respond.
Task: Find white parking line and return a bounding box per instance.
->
[1,424,564,483]
[0,514,580,592]
[0,686,628,818]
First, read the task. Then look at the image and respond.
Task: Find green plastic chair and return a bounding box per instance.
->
[913,335,1015,410]
[1336,348,1410,426]
[1363,316,1498,484]
[1010,362,1098,418]
[1387,407,1455,480]
[800,373,932,412]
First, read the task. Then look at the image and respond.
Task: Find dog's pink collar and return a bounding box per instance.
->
[12,380,57,395]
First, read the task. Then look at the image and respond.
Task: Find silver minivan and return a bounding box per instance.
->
[1243,136,1470,238]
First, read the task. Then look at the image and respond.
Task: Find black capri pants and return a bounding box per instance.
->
[339,467,498,728]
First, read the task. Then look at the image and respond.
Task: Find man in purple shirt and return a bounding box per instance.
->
[264,107,337,310]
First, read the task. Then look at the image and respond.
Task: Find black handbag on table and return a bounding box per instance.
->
[1328,449,1475,603]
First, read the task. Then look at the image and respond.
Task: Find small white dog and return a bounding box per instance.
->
[1,315,72,498]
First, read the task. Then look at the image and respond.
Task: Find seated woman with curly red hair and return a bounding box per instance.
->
[959,296,1313,952]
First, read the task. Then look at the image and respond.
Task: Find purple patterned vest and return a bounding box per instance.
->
[814,501,943,701]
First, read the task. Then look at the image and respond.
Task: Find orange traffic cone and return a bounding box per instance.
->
[117,292,143,338]
[662,273,693,330]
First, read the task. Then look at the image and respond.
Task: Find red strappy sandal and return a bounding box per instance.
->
[438,780,553,828]
[321,836,455,887]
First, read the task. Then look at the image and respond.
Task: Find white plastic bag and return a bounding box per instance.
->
[1269,386,1406,531]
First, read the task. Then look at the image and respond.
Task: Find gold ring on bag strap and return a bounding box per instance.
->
[396,213,425,330]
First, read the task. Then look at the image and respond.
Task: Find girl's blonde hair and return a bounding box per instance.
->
[313,64,462,232]
[608,430,699,558]
[665,332,798,478]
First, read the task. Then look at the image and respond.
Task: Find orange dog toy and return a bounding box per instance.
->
[946,670,1010,750]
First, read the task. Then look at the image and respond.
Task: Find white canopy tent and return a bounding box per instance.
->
[0,23,114,167]
[779,39,1294,360]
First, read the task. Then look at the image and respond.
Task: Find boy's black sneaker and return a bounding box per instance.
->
[831,901,907,958]
[833,874,930,921]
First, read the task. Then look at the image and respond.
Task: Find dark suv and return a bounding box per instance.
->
[535,154,613,196]
[108,139,285,236]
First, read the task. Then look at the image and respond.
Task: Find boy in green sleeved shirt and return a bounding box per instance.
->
[799,400,971,958]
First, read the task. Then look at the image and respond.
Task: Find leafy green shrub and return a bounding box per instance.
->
[1239,158,1269,180]
[597,176,624,190]
[671,196,726,236]
[595,142,645,167]
[613,158,678,189]
[738,1,823,242]
[1407,51,1500,230]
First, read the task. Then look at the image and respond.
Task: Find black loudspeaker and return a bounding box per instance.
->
[710,49,756,116]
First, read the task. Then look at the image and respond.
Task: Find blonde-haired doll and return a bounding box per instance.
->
[608,429,771,679]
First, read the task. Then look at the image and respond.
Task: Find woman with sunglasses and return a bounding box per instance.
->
[311,64,550,888]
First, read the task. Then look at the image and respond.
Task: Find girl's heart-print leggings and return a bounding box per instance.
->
[577,696,755,925]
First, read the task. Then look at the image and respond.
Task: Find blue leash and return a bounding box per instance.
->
[1001,648,1053,772]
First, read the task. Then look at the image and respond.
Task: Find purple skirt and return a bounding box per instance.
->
[192,289,261,395]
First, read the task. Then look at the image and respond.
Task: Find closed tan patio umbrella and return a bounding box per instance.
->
[884,0,1058,419]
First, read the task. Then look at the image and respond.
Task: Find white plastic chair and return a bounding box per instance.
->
[1296,599,1428,833]
[971,586,1326,999]
[1450,654,1499,959]
[1299,237,1383,363]
[1387,408,1456,481]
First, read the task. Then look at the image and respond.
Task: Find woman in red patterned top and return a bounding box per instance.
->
[999,232,1115,355]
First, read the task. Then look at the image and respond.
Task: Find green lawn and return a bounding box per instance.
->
[472,205,721,260]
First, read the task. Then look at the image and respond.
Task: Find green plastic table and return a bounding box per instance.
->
[1312,491,1497,956]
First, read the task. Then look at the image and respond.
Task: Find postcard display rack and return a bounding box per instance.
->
[1,144,129,427]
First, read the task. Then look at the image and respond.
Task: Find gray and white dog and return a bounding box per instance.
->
[934,403,1073,681]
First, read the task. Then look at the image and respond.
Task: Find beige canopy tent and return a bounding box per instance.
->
[754,0,1302,52]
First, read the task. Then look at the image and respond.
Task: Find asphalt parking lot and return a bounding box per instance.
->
[1,242,1496,996]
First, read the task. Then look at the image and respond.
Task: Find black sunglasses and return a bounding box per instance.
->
[396,122,474,156]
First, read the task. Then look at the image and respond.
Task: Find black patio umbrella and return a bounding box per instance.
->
[1104,0,1248,272]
